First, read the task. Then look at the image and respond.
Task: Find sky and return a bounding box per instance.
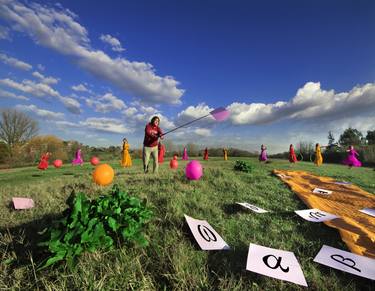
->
[0,0,374,153]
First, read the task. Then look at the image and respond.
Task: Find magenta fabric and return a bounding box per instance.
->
[343,149,362,167]
[72,149,84,165]
[259,147,268,161]
[210,107,230,121]
[182,147,189,160]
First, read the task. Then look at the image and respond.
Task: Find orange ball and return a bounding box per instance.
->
[92,164,114,186]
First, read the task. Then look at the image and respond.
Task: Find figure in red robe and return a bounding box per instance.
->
[289,144,297,163]
[158,143,165,163]
[203,148,209,160]
[38,152,51,170]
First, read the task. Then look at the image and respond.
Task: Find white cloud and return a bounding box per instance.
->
[15,104,65,120]
[100,34,125,52]
[0,53,32,70]
[0,78,59,98]
[0,25,10,40]
[86,93,126,113]
[194,128,212,136]
[59,96,82,114]
[37,64,45,71]
[176,103,215,125]
[0,1,184,104]
[0,78,81,114]
[80,117,132,134]
[122,107,138,117]
[72,83,90,92]
[228,82,375,125]
[32,71,59,84]
[0,88,29,100]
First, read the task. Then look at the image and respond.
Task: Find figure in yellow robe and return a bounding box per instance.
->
[223,148,228,161]
[121,138,132,167]
[314,143,323,166]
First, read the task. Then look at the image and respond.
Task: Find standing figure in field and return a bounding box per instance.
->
[72,148,84,166]
[121,138,132,167]
[158,142,165,164]
[203,147,209,160]
[182,147,189,160]
[259,144,268,162]
[143,116,163,173]
[38,152,51,170]
[289,144,297,163]
[223,148,228,160]
[314,143,323,166]
[343,145,362,168]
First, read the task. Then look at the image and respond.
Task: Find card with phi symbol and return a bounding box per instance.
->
[184,215,230,250]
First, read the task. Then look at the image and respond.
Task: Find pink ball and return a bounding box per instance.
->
[53,159,63,168]
[185,160,203,180]
[91,156,100,166]
[170,159,178,169]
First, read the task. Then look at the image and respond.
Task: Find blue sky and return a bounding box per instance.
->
[0,0,374,153]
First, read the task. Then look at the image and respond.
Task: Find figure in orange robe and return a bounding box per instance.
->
[121,138,132,167]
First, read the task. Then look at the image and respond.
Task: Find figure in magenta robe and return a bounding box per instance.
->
[182,147,189,160]
[343,145,362,168]
[72,148,84,165]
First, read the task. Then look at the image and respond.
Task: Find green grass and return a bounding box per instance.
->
[0,158,374,290]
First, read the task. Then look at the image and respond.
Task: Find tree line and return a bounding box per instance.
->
[1,109,374,167]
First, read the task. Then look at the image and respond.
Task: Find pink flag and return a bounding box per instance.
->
[210,107,230,121]
[12,197,34,209]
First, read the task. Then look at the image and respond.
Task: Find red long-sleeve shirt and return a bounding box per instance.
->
[143,123,163,147]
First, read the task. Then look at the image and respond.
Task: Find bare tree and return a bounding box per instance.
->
[0,109,39,157]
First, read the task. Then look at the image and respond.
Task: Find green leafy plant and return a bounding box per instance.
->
[233,160,253,173]
[38,185,152,269]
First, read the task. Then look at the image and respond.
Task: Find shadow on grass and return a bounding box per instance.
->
[0,213,63,270]
[31,174,42,177]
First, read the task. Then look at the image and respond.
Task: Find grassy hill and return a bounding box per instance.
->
[0,158,374,290]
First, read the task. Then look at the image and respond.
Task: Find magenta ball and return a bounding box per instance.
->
[90,156,100,166]
[185,160,203,180]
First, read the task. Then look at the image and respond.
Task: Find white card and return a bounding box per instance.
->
[246,243,307,287]
[334,181,352,185]
[312,188,332,195]
[359,208,375,218]
[12,197,34,209]
[236,202,269,213]
[184,215,230,250]
[294,208,339,222]
[314,245,375,280]
[276,173,292,179]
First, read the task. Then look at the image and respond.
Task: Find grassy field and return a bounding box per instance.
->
[0,157,374,290]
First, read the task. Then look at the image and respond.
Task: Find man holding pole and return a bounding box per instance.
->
[143,116,163,173]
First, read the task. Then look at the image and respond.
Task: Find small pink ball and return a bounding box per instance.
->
[53,159,63,168]
[185,160,203,180]
[91,156,100,166]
